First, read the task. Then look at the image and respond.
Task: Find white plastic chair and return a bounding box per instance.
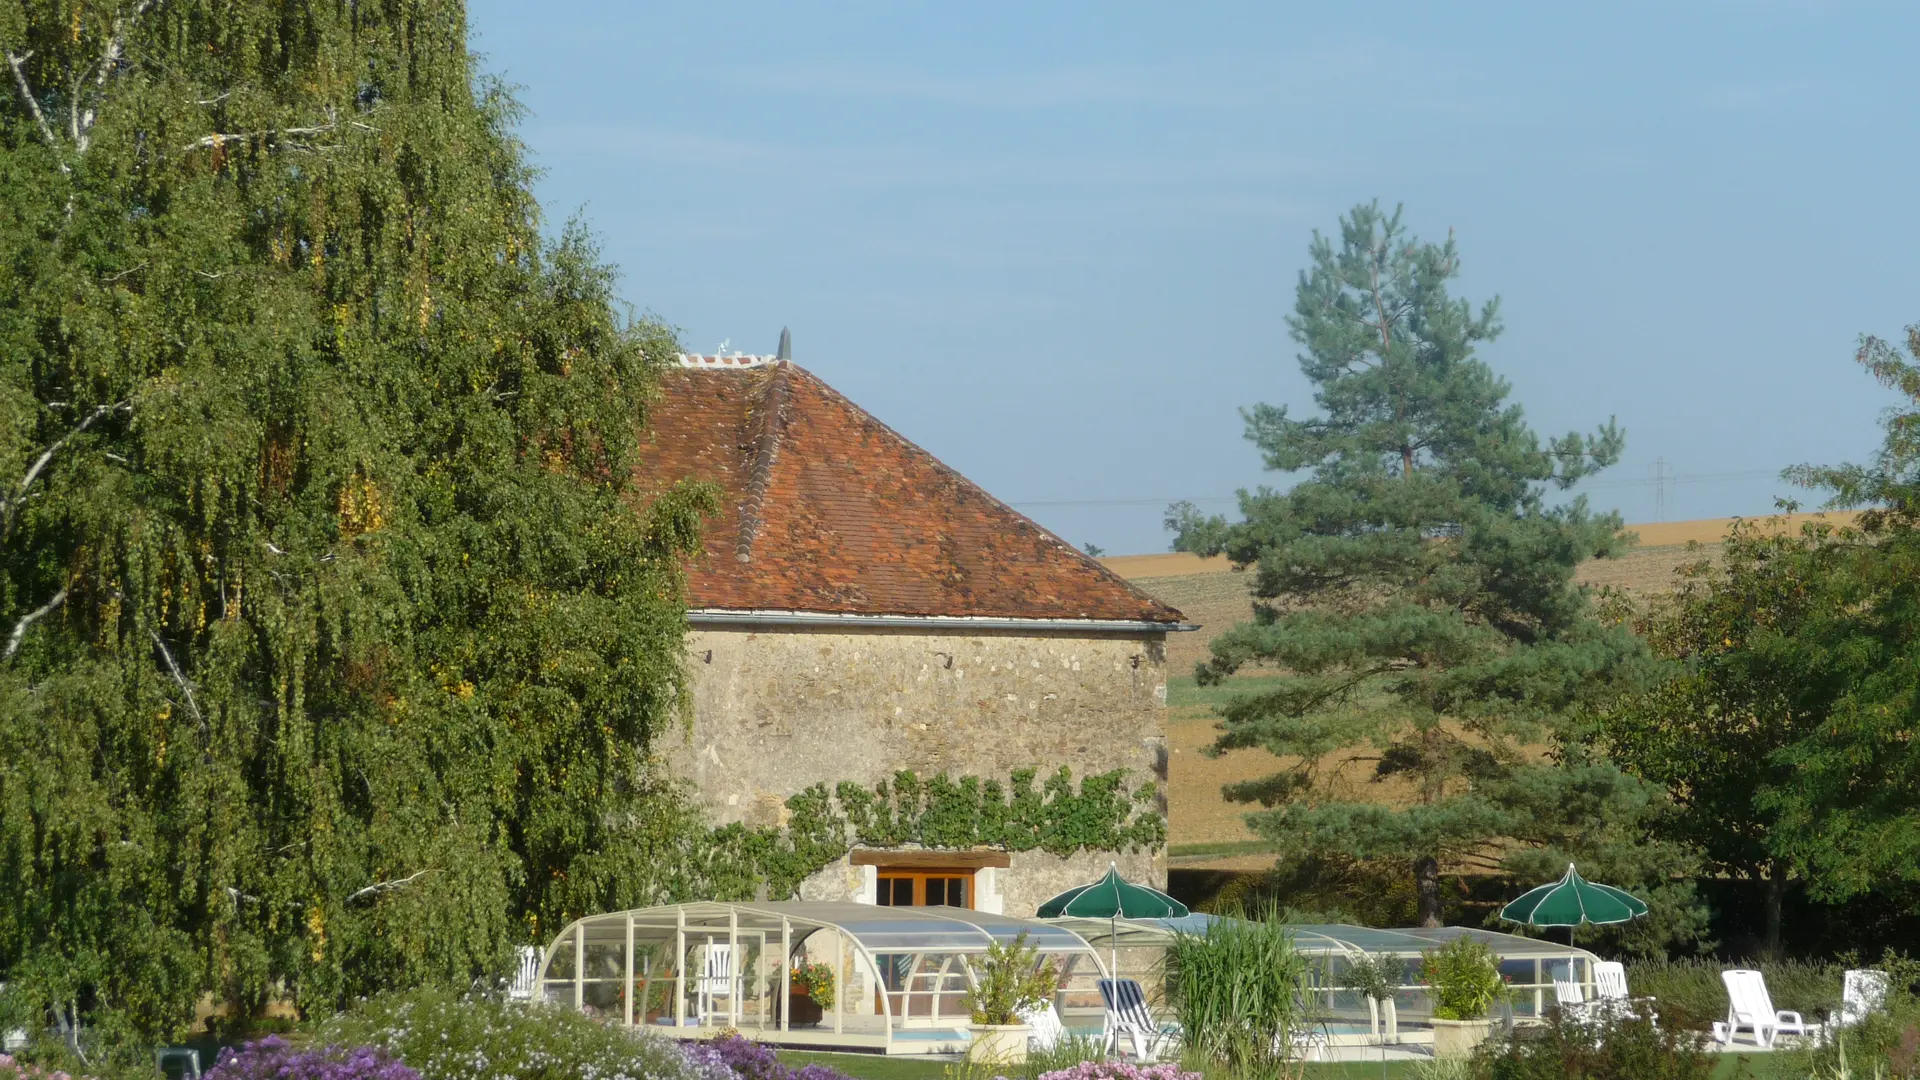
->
[1593,960,1657,1027]
[696,943,734,1023]
[1098,978,1177,1062]
[1840,969,1890,1030]
[1553,976,1599,1025]
[1717,969,1819,1048]
[505,945,542,1002]
[1019,1002,1065,1053]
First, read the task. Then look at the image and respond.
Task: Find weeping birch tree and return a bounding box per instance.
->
[0,0,710,1042]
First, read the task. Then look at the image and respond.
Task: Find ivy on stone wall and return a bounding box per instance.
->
[686,767,1164,902]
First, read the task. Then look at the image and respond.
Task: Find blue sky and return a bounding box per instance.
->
[467,0,1917,554]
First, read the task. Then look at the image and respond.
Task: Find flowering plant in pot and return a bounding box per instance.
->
[786,961,835,1026]
[1420,938,1507,1058]
[962,932,1060,1065]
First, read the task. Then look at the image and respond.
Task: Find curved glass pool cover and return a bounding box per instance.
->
[536,902,1106,1054]
[1053,915,1606,1043]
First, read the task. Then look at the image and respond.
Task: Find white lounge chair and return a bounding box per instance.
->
[1717,969,1819,1048]
[1019,1002,1066,1053]
[1098,978,1177,1062]
[1553,975,1594,1021]
[1593,960,1657,1027]
[1840,969,1890,1030]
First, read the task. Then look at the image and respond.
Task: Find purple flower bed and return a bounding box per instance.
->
[0,1052,83,1080]
[687,1037,851,1080]
[205,1037,422,1080]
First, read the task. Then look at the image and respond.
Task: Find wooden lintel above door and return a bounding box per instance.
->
[850,848,1011,869]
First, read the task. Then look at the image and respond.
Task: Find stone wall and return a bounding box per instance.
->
[795,848,1160,917]
[667,624,1171,893]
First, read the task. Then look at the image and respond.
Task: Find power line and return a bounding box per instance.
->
[1007,467,1788,510]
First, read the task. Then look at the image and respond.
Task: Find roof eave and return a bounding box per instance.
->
[686,608,1199,633]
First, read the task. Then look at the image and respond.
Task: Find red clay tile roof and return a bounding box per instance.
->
[637,356,1186,624]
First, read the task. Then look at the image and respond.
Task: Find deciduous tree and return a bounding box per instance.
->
[0,0,710,1042]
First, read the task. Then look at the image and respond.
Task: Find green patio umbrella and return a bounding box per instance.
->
[1500,864,1649,938]
[1037,863,1189,978]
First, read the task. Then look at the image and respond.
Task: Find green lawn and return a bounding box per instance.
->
[776,1048,1813,1079]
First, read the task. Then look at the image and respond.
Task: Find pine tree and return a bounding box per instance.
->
[1170,203,1677,928]
[0,0,711,1040]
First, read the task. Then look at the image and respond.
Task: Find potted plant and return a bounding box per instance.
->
[1420,938,1506,1058]
[1343,951,1401,1044]
[962,931,1060,1065]
[787,961,834,1027]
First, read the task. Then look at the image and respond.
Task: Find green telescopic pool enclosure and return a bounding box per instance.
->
[536,902,1601,1053]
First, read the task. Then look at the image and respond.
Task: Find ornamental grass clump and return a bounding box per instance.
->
[205,1039,421,1080]
[1421,939,1505,1021]
[318,989,699,1080]
[1164,912,1308,1077]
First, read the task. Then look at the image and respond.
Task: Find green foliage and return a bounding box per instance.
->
[1420,938,1504,1021]
[1164,910,1308,1076]
[1469,1010,1715,1080]
[316,988,698,1080]
[791,961,836,1011]
[0,0,713,1042]
[1814,989,1920,1080]
[1623,956,1853,1031]
[1165,201,1683,928]
[961,931,1059,1027]
[1340,950,1402,1003]
[1596,520,1862,896]
[692,768,1165,902]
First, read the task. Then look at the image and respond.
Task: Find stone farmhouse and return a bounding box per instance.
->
[637,347,1191,918]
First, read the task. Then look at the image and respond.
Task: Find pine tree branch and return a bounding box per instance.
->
[347,868,437,903]
[3,587,67,662]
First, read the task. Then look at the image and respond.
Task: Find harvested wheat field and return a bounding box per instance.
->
[1108,512,1860,870]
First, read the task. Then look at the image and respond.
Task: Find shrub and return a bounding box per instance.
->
[0,1053,85,1080]
[1815,990,1920,1080]
[204,1039,420,1080]
[1421,939,1504,1021]
[1625,957,1845,1030]
[1164,912,1307,1077]
[316,989,698,1080]
[962,933,1059,1026]
[1469,1010,1714,1080]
